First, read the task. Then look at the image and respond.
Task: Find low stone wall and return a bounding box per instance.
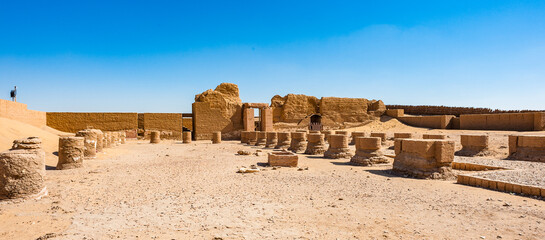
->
[460,112,545,131]
[456,135,490,156]
[397,115,455,129]
[393,139,455,179]
[509,135,545,162]
[386,109,404,118]
[457,175,545,198]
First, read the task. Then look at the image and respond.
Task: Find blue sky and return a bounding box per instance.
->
[1,1,544,112]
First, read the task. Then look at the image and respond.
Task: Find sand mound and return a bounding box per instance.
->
[0,117,71,167]
[345,116,420,133]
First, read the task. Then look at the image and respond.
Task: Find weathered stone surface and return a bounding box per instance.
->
[193,83,243,140]
[456,135,491,156]
[182,132,192,144]
[350,137,389,166]
[150,131,161,144]
[271,94,319,123]
[240,131,250,144]
[247,131,257,145]
[265,132,278,148]
[393,139,455,179]
[12,136,42,150]
[324,134,352,159]
[57,136,85,170]
[76,129,102,158]
[255,132,267,146]
[321,130,335,142]
[0,139,46,199]
[508,135,545,162]
[394,133,413,139]
[370,132,387,142]
[275,132,291,150]
[350,132,366,145]
[305,133,326,155]
[423,134,446,140]
[212,131,222,144]
[289,132,307,153]
[268,151,298,167]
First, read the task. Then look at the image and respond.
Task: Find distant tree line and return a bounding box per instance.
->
[386,105,544,117]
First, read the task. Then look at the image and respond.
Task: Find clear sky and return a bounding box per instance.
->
[1,1,544,113]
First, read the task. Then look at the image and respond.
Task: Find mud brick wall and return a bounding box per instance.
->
[141,113,182,133]
[320,97,371,125]
[0,99,46,127]
[46,112,138,133]
[192,102,242,140]
[460,112,545,131]
[397,115,455,129]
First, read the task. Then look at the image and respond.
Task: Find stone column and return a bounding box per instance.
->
[305,133,326,155]
[350,132,366,145]
[247,131,258,145]
[212,131,222,144]
[324,134,352,159]
[240,131,249,144]
[350,137,388,166]
[275,132,291,150]
[76,129,102,159]
[57,136,85,170]
[150,131,161,144]
[289,132,307,153]
[266,132,278,148]
[0,137,46,200]
[183,132,192,143]
[321,130,335,142]
[255,132,267,146]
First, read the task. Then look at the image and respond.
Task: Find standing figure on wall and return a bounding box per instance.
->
[10,86,17,102]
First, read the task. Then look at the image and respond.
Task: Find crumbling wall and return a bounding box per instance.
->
[46,112,138,133]
[270,94,385,127]
[397,115,455,129]
[192,83,243,140]
[0,99,46,127]
[271,94,319,123]
[460,112,545,131]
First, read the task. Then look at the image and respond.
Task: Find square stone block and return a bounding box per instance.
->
[434,140,455,163]
[519,136,545,148]
[268,151,298,167]
[461,135,488,148]
[401,139,435,158]
[512,184,522,194]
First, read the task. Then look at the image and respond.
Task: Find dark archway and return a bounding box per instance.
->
[309,114,322,131]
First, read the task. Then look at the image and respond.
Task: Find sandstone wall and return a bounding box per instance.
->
[271,94,319,123]
[397,115,455,129]
[270,94,385,127]
[0,99,46,127]
[192,83,243,140]
[460,112,545,131]
[46,112,138,133]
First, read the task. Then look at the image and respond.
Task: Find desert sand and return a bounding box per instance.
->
[1,117,545,239]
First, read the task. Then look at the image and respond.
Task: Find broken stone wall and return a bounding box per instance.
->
[460,112,544,131]
[192,83,243,140]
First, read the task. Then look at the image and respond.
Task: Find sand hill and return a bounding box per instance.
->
[0,117,71,167]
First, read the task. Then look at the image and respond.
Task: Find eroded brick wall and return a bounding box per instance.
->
[0,99,46,127]
[46,112,138,133]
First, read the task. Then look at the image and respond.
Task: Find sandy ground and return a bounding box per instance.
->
[1,136,545,239]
